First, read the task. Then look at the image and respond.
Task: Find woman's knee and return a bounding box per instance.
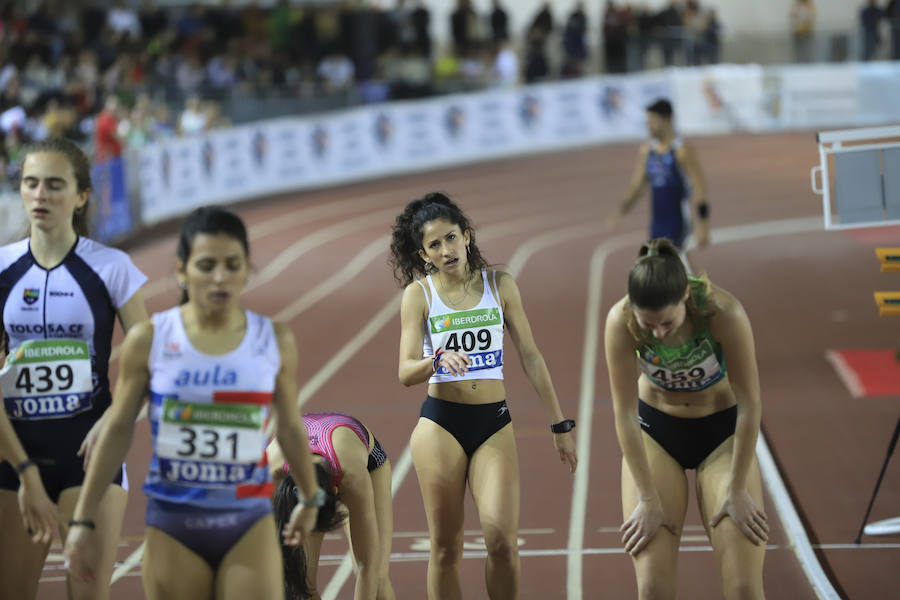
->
[722,577,763,600]
[636,578,677,600]
[482,531,518,564]
[430,535,463,568]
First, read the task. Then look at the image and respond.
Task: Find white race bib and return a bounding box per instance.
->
[1,339,93,420]
[156,397,266,487]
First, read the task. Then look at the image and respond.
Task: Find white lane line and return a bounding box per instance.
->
[111,542,144,583]
[322,541,900,565]
[823,350,865,398]
[568,232,645,599]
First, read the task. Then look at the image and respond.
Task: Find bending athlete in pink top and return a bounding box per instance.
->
[267,413,394,600]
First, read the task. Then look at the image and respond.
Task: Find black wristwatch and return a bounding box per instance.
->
[551,419,576,434]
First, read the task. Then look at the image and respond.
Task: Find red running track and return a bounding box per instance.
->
[35,132,899,599]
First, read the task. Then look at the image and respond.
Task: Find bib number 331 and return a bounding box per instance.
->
[1,339,93,420]
[157,398,265,486]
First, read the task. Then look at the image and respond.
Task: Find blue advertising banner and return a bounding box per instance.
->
[91,156,134,242]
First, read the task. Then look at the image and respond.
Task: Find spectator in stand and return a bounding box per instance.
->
[178,95,207,136]
[790,0,817,63]
[861,0,884,60]
[524,31,550,84]
[410,0,432,57]
[490,40,519,88]
[530,2,555,44]
[138,0,169,41]
[603,2,630,74]
[705,8,722,64]
[317,52,356,95]
[451,0,480,58]
[93,94,123,162]
[490,0,509,45]
[684,1,708,65]
[151,103,175,141]
[888,1,900,58]
[656,1,684,66]
[107,0,141,41]
[562,2,588,78]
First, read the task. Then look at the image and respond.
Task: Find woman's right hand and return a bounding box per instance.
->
[438,351,471,377]
[64,523,100,583]
[282,503,318,546]
[620,495,678,556]
[18,468,58,544]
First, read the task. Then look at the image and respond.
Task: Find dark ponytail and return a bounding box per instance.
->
[623,238,714,342]
[273,465,347,599]
[388,192,488,287]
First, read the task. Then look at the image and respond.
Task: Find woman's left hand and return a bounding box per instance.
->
[282,503,318,546]
[709,488,769,545]
[553,431,577,473]
[77,416,105,470]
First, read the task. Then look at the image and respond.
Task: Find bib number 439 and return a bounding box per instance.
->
[15,364,75,394]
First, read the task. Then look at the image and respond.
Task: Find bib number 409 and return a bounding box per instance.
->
[444,329,491,352]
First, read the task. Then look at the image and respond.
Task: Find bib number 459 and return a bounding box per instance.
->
[651,366,706,383]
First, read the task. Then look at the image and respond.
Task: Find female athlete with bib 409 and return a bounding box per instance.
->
[390,193,577,600]
[64,207,322,599]
[605,239,768,599]
[0,138,148,600]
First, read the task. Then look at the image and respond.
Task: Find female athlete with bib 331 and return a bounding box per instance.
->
[605,238,768,599]
[390,192,577,600]
[64,207,322,599]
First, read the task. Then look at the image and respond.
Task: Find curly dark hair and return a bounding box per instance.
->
[388,192,489,287]
[273,464,347,600]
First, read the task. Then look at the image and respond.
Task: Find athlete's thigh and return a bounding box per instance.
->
[621,432,689,577]
[216,514,283,600]
[58,484,128,600]
[0,490,52,600]
[467,423,519,537]
[696,437,766,588]
[370,459,394,571]
[143,526,214,600]
[410,418,468,543]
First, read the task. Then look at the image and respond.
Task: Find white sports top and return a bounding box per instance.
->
[418,269,504,384]
[143,307,280,508]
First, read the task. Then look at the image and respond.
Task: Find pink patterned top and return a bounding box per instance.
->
[301,413,369,489]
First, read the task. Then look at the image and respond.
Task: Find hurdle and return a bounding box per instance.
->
[811,125,900,230]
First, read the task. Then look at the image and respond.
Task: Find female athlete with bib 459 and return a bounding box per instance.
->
[64,207,322,599]
[0,138,148,600]
[605,239,768,599]
[390,193,577,600]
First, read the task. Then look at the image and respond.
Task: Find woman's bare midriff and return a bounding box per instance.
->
[638,374,736,418]
[427,378,506,404]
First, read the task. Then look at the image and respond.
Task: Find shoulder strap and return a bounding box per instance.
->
[416,277,432,311]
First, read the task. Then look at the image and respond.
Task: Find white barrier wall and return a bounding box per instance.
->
[134,62,900,226]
